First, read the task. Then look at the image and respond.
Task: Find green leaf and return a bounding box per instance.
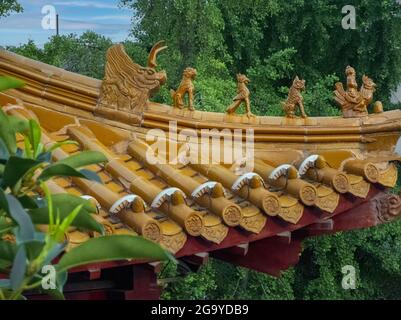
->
[79,169,102,184]
[0,109,17,155]
[54,204,83,242]
[0,259,12,271]
[57,151,107,169]
[0,139,10,161]
[2,156,42,188]
[0,216,14,234]
[0,188,9,213]
[0,240,17,261]
[28,120,42,158]
[25,240,45,261]
[30,208,103,234]
[37,151,51,163]
[17,195,39,210]
[36,286,66,300]
[41,193,97,213]
[37,163,92,182]
[57,235,171,273]
[24,272,64,298]
[0,279,11,289]
[0,76,25,92]
[29,120,41,151]
[10,246,27,291]
[23,136,33,159]
[6,195,35,242]
[29,194,103,234]
[57,270,68,289]
[43,242,66,266]
[7,116,29,134]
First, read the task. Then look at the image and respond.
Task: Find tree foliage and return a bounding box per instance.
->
[8,32,114,80]
[0,0,22,18]
[121,0,401,113]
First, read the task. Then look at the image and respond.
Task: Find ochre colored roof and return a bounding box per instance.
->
[0,48,400,259]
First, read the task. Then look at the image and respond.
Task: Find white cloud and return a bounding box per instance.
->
[61,20,103,30]
[54,1,119,9]
[0,14,41,29]
[61,19,128,31]
[0,13,128,32]
[89,15,131,21]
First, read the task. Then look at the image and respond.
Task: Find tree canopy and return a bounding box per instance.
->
[121,0,401,114]
[0,0,22,18]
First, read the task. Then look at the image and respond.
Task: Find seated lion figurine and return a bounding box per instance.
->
[171,67,197,111]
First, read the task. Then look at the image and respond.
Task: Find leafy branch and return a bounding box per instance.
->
[0,76,172,300]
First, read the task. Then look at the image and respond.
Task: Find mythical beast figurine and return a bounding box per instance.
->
[171,67,198,111]
[226,73,255,118]
[334,66,377,118]
[98,41,168,112]
[283,76,308,119]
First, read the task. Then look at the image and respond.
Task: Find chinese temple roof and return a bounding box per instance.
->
[1,45,401,277]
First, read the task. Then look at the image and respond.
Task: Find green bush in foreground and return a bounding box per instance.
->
[0,76,171,300]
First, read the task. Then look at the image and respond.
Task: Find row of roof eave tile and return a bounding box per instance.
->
[5,106,395,257]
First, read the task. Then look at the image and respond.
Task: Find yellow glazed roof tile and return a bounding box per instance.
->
[1,46,400,258]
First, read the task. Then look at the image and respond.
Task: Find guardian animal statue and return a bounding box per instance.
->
[98,41,167,112]
[283,76,307,119]
[171,67,197,111]
[226,73,254,118]
[334,66,377,118]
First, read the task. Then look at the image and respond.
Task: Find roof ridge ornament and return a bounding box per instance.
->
[375,193,401,222]
[148,40,168,68]
[226,73,255,118]
[283,76,308,119]
[171,67,197,111]
[334,65,378,118]
[97,41,167,119]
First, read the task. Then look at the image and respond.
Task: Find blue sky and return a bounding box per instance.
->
[0,0,133,47]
